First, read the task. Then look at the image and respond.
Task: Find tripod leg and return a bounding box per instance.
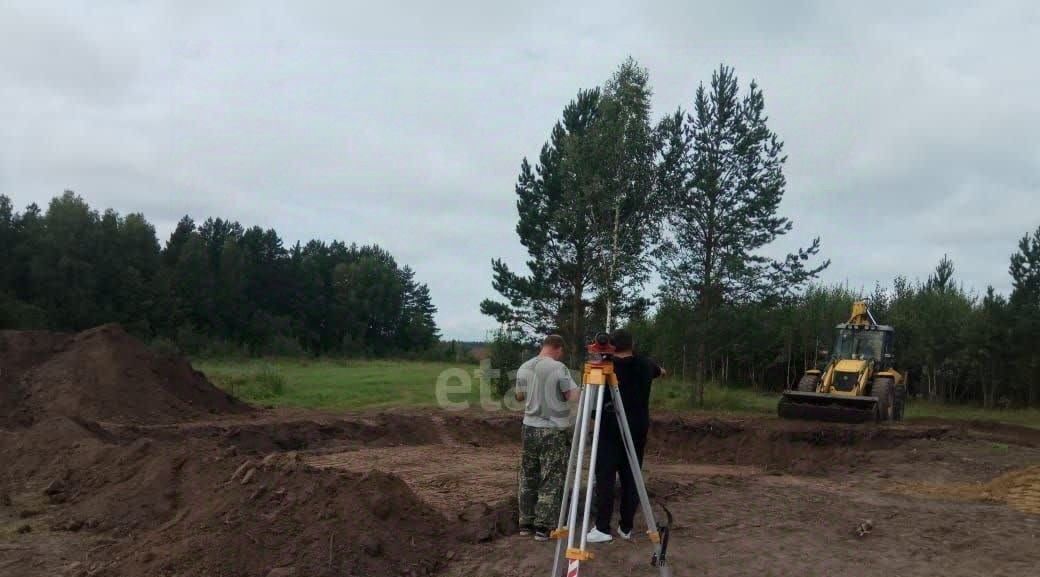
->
[564,381,595,553]
[551,385,588,577]
[578,384,607,549]
[608,385,670,575]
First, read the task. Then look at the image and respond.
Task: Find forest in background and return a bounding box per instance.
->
[632,253,1040,409]
[0,191,439,357]
[3,61,1039,409]
[484,59,1040,408]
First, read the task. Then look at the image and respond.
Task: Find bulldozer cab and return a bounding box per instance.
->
[832,325,894,365]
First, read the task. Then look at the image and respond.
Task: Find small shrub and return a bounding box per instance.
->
[175,325,208,356]
[150,337,181,357]
[488,330,530,396]
[215,365,287,401]
[261,335,305,357]
[0,292,48,330]
[649,379,777,414]
[202,339,249,359]
[254,365,286,396]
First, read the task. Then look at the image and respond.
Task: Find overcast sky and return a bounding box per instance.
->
[2,1,1038,340]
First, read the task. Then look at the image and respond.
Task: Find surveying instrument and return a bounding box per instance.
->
[549,332,672,577]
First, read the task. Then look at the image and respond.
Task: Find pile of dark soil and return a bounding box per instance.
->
[1,324,247,427]
[75,444,449,577]
[438,412,520,447]
[0,418,454,577]
[647,415,952,474]
[0,338,507,577]
[0,329,69,425]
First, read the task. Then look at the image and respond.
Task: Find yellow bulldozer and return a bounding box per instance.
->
[778,301,907,423]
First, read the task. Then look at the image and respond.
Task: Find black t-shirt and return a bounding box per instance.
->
[600,354,661,438]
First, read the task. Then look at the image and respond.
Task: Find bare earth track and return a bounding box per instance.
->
[2,327,1039,577]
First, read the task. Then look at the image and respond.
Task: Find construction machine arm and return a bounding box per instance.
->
[847,300,878,326]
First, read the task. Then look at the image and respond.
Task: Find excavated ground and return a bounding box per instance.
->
[2,327,1039,577]
[4,410,1038,577]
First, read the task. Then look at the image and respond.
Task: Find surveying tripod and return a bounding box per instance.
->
[549,334,672,577]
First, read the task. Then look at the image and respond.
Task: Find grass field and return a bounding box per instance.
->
[651,379,1040,427]
[196,358,1040,428]
[903,402,1040,428]
[196,358,488,410]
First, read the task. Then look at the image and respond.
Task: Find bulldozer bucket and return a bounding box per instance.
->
[777,391,878,423]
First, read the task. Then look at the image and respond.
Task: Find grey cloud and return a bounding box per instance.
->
[0,5,139,108]
[2,1,1038,339]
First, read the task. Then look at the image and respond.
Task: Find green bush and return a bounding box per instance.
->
[174,325,208,356]
[149,337,181,357]
[488,330,530,396]
[201,338,249,359]
[0,292,48,330]
[651,379,778,414]
[212,364,287,401]
[254,365,286,396]
[260,334,305,357]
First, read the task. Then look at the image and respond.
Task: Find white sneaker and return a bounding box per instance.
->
[618,528,632,540]
[586,528,613,544]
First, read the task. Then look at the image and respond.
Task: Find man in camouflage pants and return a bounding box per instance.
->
[515,334,579,541]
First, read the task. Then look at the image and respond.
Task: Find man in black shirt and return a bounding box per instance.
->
[587,328,666,543]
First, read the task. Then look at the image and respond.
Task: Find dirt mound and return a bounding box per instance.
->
[960,420,1040,448]
[438,412,520,446]
[897,465,1040,515]
[1,324,247,426]
[647,416,951,474]
[0,411,460,577]
[0,416,117,484]
[205,413,447,454]
[0,329,72,425]
[27,434,451,577]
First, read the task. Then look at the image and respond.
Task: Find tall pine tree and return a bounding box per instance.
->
[482,59,660,361]
[481,88,601,359]
[1009,225,1040,405]
[657,65,828,384]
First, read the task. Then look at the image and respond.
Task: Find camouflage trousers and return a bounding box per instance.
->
[518,425,572,529]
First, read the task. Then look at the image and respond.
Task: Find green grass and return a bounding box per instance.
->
[989,442,1011,454]
[650,379,779,414]
[195,359,1040,429]
[904,401,1040,429]
[650,380,1040,428]
[211,364,286,399]
[197,358,778,414]
[196,358,491,410]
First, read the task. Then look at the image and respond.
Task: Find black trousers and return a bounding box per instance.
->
[594,419,647,533]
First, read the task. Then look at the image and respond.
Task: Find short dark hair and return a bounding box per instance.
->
[542,334,566,349]
[610,328,634,352]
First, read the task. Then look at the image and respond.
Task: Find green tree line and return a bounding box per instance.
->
[0,191,439,356]
[485,59,1040,408]
[632,248,1040,408]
